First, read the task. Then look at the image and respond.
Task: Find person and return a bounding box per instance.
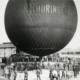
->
[58,69,62,80]
[8,65,11,79]
[10,68,15,80]
[39,63,42,74]
[36,69,41,80]
[24,68,28,80]
[4,65,9,79]
[49,68,53,80]
[62,70,65,78]
[63,64,66,70]
[73,65,77,78]
[21,64,25,71]
[14,67,17,80]
[52,68,58,80]
[76,64,79,75]
[62,69,68,80]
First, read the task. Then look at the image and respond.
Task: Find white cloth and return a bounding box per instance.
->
[4,67,9,74]
[59,70,62,79]
[16,72,24,80]
[10,71,15,80]
[52,70,58,77]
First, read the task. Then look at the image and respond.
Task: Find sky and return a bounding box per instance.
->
[0,0,80,50]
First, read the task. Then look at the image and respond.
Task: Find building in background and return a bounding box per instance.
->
[0,42,37,64]
[0,42,16,63]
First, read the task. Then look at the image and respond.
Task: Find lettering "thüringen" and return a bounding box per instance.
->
[28,4,68,15]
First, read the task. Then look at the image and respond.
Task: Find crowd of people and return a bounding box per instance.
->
[49,63,80,80]
[1,59,80,80]
[3,63,28,80]
[3,55,80,80]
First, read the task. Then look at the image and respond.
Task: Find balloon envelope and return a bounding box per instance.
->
[5,0,77,57]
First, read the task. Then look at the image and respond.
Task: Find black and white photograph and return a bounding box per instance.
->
[0,0,80,80]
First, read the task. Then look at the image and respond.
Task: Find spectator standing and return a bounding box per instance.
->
[14,67,17,80]
[49,68,53,80]
[73,65,77,78]
[10,68,15,80]
[36,69,41,80]
[4,65,9,79]
[24,68,28,80]
[52,69,58,80]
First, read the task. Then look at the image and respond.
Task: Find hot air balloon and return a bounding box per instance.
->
[5,0,77,57]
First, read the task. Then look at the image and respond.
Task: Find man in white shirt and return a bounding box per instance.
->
[52,69,58,80]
